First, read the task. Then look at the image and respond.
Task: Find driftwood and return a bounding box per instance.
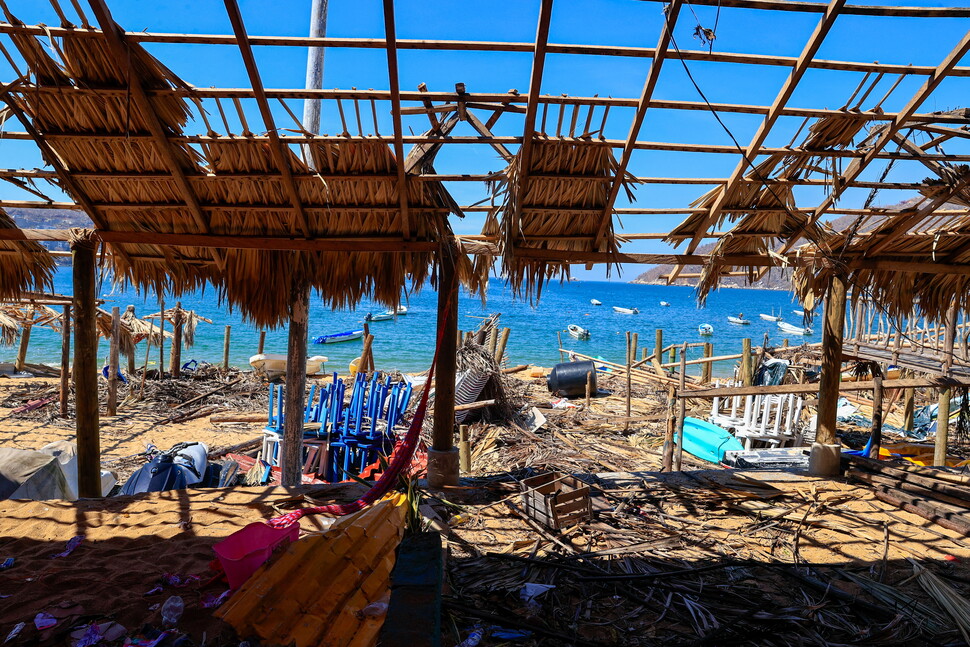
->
[174,377,241,409]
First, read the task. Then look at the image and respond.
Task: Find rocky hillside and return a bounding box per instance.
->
[8,207,91,256]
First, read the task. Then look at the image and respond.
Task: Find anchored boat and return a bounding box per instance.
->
[365,312,394,322]
[567,324,591,340]
[313,329,364,344]
[698,323,714,336]
[727,316,751,325]
[613,306,639,314]
[590,299,602,306]
[659,301,670,307]
[777,321,812,335]
[759,309,782,322]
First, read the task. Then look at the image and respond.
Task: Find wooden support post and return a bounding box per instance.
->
[257,330,266,354]
[487,328,498,357]
[655,328,663,366]
[361,334,375,374]
[662,385,675,471]
[813,274,848,476]
[674,342,687,471]
[433,247,459,454]
[126,328,135,377]
[668,343,676,368]
[140,334,151,400]
[59,305,70,417]
[15,312,32,372]
[631,332,638,363]
[281,279,310,487]
[107,306,120,417]
[586,369,593,408]
[782,338,789,348]
[557,331,564,363]
[458,424,471,472]
[741,338,752,386]
[170,302,183,378]
[223,325,232,372]
[935,302,958,466]
[158,298,165,380]
[495,327,511,365]
[868,372,883,459]
[625,331,632,432]
[701,342,712,384]
[72,236,101,498]
[902,384,916,431]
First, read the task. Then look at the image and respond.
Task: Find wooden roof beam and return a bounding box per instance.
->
[592,0,682,249]
[779,29,970,258]
[681,0,846,257]
[381,0,412,239]
[509,0,554,242]
[222,0,311,237]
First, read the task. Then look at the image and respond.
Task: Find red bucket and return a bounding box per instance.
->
[213,522,299,590]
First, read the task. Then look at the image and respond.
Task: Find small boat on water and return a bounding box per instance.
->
[727,316,751,325]
[698,323,714,336]
[759,309,782,322]
[313,329,364,344]
[250,354,329,379]
[659,301,670,307]
[394,306,408,315]
[777,321,812,335]
[567,324,590,340]
[682,417,744,464]
[590,299,602,306]
[613,306,639,314]
[792,309,805,316]
[365,312,394,322]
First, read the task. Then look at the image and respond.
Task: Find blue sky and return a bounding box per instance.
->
[1,0,968,281]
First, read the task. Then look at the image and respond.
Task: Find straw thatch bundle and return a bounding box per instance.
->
[0,209,54,300]
[0,303,62,346]
[94,308,135,358]
[493,139,631,299]
[0,310,18,347]
[3,14,471,327]
[666,113,872,299]
[792,204,970,322]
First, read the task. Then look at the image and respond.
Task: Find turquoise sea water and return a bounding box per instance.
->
[7,268,820,378]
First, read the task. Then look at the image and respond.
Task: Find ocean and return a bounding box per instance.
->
[7,268,820,379]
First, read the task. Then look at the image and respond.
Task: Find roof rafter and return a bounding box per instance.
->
[592,0,682,249]
[508,0,554,244]
[381,0,412,239]
[222,0,312,238]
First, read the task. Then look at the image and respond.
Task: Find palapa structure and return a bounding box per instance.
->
[0,0,969,486]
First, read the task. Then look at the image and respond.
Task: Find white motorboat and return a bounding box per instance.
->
[365,312,394,322]
[778,321,812,335]
[698,324,714,336]
[313,329,364,344]
[250,353,328,380]
[613,306,639,314]
[727,316,751,325]
[759,309,782,321]
[590,299,602,306]
[567,324,590,340]
[792,309,805,316]
[394,305,408,315]
[659,301,670,307]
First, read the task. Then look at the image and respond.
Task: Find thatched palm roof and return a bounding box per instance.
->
[1,12,465,327]
[0,209,54,300]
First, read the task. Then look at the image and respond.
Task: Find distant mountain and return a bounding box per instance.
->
[631,198,930,289]
[8,207,91,258]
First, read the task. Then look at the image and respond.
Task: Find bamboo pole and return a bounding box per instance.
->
[655,328,663,370]
[488,327,498,357]
[139,334,151,400]
[59,304,70,417]
[107,306,120,416]
[586,370,593,408]
[741,338,752,386]
[281,280,310,486]
[935,303,958,466]
[257,330,266,354]
[495,327,511,365]
[674,342,687,471]
[458,424,471,472]
[15,311,32,372]
[625,331,632,432]
[72,237,100,498]
[662,385,675,471]
[868,372,883,459]
[170,301,183,378]
[557,330,564,363]
[701,342,712,384]
[158,297,165,380]
[223,325,232,372]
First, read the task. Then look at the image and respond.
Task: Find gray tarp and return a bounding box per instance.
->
[0,447,70,501]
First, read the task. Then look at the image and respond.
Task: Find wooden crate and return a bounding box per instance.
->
[520,471,592,529]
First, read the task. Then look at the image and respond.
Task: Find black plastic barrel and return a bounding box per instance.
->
[546,360,597,398]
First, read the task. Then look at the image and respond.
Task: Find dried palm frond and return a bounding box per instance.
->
[910,559,970,643]
[0,209,54,300]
